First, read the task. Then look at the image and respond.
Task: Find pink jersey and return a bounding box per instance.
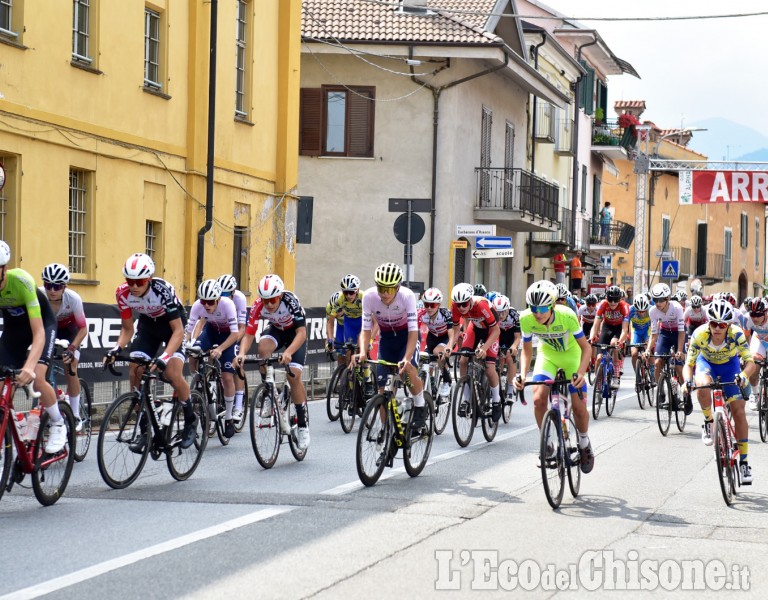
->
[362,286,418,333]
[650,301,685,334]
[186,296,239,334]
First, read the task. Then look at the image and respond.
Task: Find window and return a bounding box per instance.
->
[72,0,92,63]
[146,219,161,259]
[756,218,761,269]
[233,226,249,291]
[144,8,161,90]
[69,169,90,275]
[0,155,18,249]
[296,197,313,244]
[582,166,588,213]
[578,61,595,116]
[479,106,492,205]
[661,215,670,252]
[235,0,250,118]
[724,228,732,281]
[299,86,375,157]
[592,175,601,216]
[741,212,748,248]
[0,0,22,42]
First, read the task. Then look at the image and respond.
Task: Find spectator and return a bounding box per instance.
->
[599,202,612,242]
[553,252,566,285]
[570,250,584,293]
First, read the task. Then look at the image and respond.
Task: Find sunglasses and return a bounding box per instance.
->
[200,299,217,306]
[454,300,470,308]
[530,305,551,314]
[343,290,357,296]
[656,298,669,303]
[126,278,150,287]
[377,285,398,294]
[44,283,65,291]
[424,302,439,309]
[709,321,728,330]
[264,296,281,305]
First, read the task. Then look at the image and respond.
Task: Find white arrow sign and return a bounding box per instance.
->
[472,248,515,260]
[476,236,513,249]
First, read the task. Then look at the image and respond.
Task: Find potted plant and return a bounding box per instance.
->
[594,107,605,124]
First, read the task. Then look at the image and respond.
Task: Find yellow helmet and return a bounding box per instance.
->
[374,262,403,287]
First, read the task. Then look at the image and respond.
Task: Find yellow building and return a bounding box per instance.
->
[0,0,300,303]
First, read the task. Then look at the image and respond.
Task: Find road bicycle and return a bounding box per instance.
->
[650,348,687,436]
[418,351,451,435]
[0,367,76,506]
[97,356,208,488]
[496,345,521,424]
[356,359,434,486]
[690,377,746,505]
[753,359,768,443]
[325,342,357,422]
[591,343,619,419]
[47,339,93,462]
[451,349,498,447]
[338,344,376,434]
[188,346,231,446]
[519,370,581,510]
[242,356,308,468]
[630,344,653,410]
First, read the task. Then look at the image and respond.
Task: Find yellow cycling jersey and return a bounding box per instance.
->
[327,290,364,321]
[326,295,344,325]
[685,323,752,367]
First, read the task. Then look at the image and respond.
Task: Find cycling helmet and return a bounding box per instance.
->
[744,296,753,308]
[197,279,222,301]
[556,283,569,299]
[217,274,238,294]
[706,299,734,323]
[492,295,510,312]
[724,292,737,307]
[340,274,361,292]
[374,263,403,287]
[585,294,598,305]
[486,291,499,302]
[690,295,702,308]
[329,291,342,306]
[606,285,622,301]
[677,290,688,302]
[474,283,488,297]
[0,240,10,266]
[257,274,284,299]
[122,253,155,278]
[526,280,557,308]
[633,295,650,311]
[416,299,424,311]
[451,283,474,304]
[650,283,671,300]
[749,297,767,317]
[42,263,70,285]
[422,287,443,304]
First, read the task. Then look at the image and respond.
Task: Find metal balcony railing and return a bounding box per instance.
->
[575,212,591,251]
[534,103,556,142]
[531,206,575,247]
[555,118,576,155]
[693,252,725,280]
[475,167,559,223]
[669,246,692,277]
[591,118,636,151]
[588,218,636,252]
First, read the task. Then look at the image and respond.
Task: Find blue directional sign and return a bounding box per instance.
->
[661,259,680,279]
[475,236,513,249]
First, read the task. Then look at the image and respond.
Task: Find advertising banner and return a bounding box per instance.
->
[679,170,768,204]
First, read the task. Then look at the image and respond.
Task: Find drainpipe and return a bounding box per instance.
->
[409,48,508,287]
[524,34,547,273]
[196,0,218,288]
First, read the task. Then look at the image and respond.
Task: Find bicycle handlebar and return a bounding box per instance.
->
[234,355,295,379]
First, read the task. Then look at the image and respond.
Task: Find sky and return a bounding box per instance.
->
[528,1,768,137]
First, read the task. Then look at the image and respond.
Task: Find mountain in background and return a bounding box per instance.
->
[684,117,768,162]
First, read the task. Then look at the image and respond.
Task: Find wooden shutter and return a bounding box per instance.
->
[299,88,322,156]
[348,88,374,157]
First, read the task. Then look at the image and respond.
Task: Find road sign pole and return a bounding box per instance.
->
[406,199,412,286]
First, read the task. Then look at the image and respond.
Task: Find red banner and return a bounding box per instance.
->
[689,170,768,203]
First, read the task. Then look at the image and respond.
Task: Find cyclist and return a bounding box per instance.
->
[325,291,345,368]
[555,283,578,315]
[492,294,523,405]
[684,295,708,339]
[513,281,594,473]
[41,262,88,432]
[354,263,426,429]
[448,283,502,422]
[474,283,488,298]
[741,297,768,411]
[104,253,197,450]
[589,285,630,389]
[628,295,651,375]
[418,287,455,398]
[217,274,248,426]
[186,279,241,438]
[578,294,598,370]
[235,274,310,450]
[0,242,67,453]
[646,282,686,410]
[682,300,755,483]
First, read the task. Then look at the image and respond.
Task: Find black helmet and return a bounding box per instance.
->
[473,283,487,297]
[606,285,622,301]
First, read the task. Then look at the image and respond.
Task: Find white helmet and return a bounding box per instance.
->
[451,283,474,304]
[422,288,443,304]
[526,280,557,307]
[217,274,238,294]
[0,241,10,266]
[340,274,361,292]
[705,299,734,323]
[690,295,702,308]
[197,279,222,301]
[633,295,650,311]
[122,253,155,278]
[650,283,671,300]
[257,274,284,299]
[556,283,569,299]
[493,295,510,312]
[42,263,70,285]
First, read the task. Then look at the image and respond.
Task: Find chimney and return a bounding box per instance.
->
[400,0,430,14]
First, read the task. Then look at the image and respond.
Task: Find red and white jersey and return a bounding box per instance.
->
[418,307,454,336]
[451,296,497,330]
[186,296,239,334]
[116,278,185,322]
[578,304,597,325]
[245,291,306,334]
[40,287,87,329]
[595,299,630,326]
[650,301,685,334]
[684,306,708,329]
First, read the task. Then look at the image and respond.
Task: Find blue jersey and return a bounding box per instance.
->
[629,306,651,336]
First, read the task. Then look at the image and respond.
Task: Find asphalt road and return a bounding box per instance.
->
[2,359,768,599]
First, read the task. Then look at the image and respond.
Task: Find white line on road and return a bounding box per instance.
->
[1,506,293,600]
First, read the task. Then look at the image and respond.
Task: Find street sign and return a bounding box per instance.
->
[600,254,613,270]
[661,259,680,279]
[388,198,431,213]
[472,248,514,260]
[621,275,634,285]
[393,213,426,245]
[456,224,496,237]
[451,240,468,249]
[475,236,512,249]
[592,275,607,285]
[598,269,612,276]
[655,251,673,258]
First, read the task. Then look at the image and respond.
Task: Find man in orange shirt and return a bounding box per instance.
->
[553,252,566,285]
[570,250,584,293]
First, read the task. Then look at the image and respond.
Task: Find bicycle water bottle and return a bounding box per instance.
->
[208,380,218,421]
[401,395,412,423]
[160,400,174,427]
[279,388,291,433]
[13,411,27,439]
[26,408,41,441]
[265,365,275,384]
[551,388,562,412]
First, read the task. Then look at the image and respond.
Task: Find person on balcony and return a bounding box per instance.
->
[599,202,613,243]
[553,252,566,285]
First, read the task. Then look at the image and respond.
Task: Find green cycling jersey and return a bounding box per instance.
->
[0,268,42,319]
[519,304,585,357]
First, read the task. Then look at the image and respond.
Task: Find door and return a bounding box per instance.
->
[696,223,707,276]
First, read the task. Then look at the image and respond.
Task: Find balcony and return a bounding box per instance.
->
[669,246,692,278]
[474,167,559,232]
[591,118,634,161]
[554,118,576,156]
[588,218,635,253]
[530,206,574,256]
[693,252,725,284]
[534,103,556,143]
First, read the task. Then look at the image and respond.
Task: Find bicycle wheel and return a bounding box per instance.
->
[97,392,150,489]
[759,382,768,443]
[451,376,476,447]
[713,413,735,505]
[675,392,688,432]
[166,391,208,481]
[540,409,564,509]
[249,384,280,469]
[432,372,451,435]
[288,397,309,462]
[605,374,617,417]
[32,402,76,506]
[592,364,604,420]
[565,415,581,498]
[587,361,595,386]
[0,415,12,502]
[214,379,230,446]
[234,376,249,434]
[326,364,345,422]
[636,363,650,410]
[404,394,434,477]
[356,394,390,486]
[339,370,356,434]
[73,378,93,462]
[481,393,498,442]
[655,376,672,436]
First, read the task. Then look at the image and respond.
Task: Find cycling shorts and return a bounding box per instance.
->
[598,322,624,346]
[655,329,682,361]
[694,355,743,402]
[194,326,237,373]
[425,332,449,355]
[130,317,186,364]
[531,352,587,396]
[261,325,306,370]
[342,316,362,347]
[333,322,345,351]
[376,330,418,388]
[0,289,59,368]
[461,323,498,361]
[631,329,650,345]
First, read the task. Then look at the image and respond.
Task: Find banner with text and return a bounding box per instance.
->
[679,170,768,204]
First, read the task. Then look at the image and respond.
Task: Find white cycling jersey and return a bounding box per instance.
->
[362,286,418,333]
[649,300,685,334]
[40,287,87,330]
[186,296,239,335]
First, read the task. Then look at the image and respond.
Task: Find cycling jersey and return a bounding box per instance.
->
[649,301,685,334]
[418,307,453,337]
[628,306,651,336]
[334,290,364,320]
[683,307,708,331]
[245,291,306,334]
[222,289,248,325]
[186,296,239,335]
[578,305,597,325]
[744,315,768,345]
[686,323,752,367]
[116,278,185,323]
[40,287,87,330]
[0,269,43,319]
[361,286,418,333]
[498,308,521,332]
[326,294,344,326]
[451,296,497,330]
[520,305,585,357]
[595,299,630,326]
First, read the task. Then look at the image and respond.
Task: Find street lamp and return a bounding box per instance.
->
[653,127,708,156]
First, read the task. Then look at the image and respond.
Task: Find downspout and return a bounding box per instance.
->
[408,47,508,287]
[647,172,658,288]
[196,0,218,288]
[524,33,547,273]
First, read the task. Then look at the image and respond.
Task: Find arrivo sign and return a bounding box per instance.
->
[679,170,768,204]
